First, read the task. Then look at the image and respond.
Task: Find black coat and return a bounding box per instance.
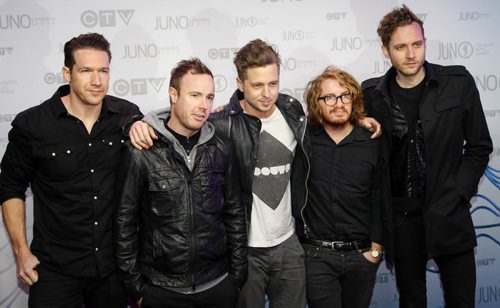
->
[362,62,492,258]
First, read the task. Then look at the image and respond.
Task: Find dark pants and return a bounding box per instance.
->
[236,233,306,308]
[28,265,126,308]
[303,243,379,308]
[141,276,239,308]
[393,212,476,308]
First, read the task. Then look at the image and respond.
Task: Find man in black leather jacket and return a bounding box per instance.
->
[361,6,492,308]
[114,58,247,308]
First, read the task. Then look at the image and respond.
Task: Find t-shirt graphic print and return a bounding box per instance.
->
[253,130,292,210]
[249,107,297,247]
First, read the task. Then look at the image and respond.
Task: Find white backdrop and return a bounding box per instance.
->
[0,0,498,307]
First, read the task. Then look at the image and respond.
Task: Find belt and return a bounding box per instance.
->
[303,238,371,252]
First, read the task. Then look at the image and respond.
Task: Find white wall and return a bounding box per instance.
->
[0,0,498,307]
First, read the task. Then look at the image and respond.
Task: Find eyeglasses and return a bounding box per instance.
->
[318,93,352,106]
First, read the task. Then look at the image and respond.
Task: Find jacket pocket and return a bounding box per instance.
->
[199,169,225,213]
[434,96,460,112]
[148,177,182,218]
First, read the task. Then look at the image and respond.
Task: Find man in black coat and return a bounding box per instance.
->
[361,5,492,308]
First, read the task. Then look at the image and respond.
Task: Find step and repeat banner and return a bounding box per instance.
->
[0,0,498,307]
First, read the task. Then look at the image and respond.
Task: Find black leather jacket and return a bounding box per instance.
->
[210,89,308,222]
[114,111,247,300]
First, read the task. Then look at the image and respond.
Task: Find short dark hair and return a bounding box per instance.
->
[233,39,281,81]
[304,66,365,128]
[169,57,213,93]
[64,33,111,70]
[377,5,424,47]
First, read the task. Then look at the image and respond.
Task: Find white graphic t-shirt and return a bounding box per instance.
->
[248,107,297,247]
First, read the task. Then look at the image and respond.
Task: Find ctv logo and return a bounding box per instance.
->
[80,10,135,27]
[113,78,166,96]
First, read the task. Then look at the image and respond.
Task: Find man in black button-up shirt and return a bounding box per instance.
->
[294,67,388,308]
[0,33,141,308]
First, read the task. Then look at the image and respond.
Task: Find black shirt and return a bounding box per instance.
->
[305,124,383,243]
[389,77,427,210]
[0,85,141,277]
[165,118,201,155]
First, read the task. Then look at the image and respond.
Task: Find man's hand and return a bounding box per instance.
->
[362,242,383,264]
[362,250,382,264]
[16,249,40,286]
[130,120,158,150]
[2,198,40,286]
[359,117,382,139]
[211,105,225,113]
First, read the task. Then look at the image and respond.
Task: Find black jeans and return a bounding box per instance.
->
[393,211,476,308]
[28,265,126,308]
[302,243,380,308]
[141,276,239,308]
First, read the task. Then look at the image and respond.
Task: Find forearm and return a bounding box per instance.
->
[2,198,30,256]
[2,197,41,285]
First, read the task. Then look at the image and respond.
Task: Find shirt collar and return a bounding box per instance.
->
[310,123,365,144]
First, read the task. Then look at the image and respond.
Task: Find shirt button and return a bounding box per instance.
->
[90,169,94,173]
[95,247,99,251]
[121,140,125,143]
[94,196,98,200]
[51,152,56,156]
[109,142,113,146]
[66,150,71,154]
[94,221,98,225]
[88,143,92,147]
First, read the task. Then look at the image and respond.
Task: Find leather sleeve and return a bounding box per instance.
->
[113,143,147,301]
[221,140,248,288]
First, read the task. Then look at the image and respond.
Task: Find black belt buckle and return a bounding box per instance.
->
[327,241,353,251]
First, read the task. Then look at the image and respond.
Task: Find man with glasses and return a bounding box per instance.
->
[292,66,388,308]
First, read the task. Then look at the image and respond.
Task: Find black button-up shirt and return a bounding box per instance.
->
[0,85,141,277]
[305,124,383,243]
